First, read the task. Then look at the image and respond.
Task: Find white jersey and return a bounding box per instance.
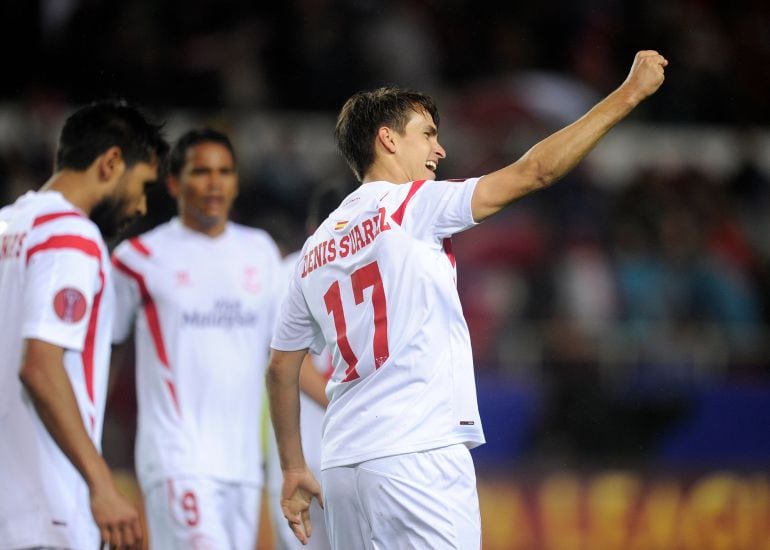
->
[111,218,282,490]
[272,179,486,470]
[0,191,111,548]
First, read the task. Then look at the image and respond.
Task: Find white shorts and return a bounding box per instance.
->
[322,444,481,550]
[143,477,260,550]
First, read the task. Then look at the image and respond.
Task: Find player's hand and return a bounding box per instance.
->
[90,482,143,549]
[622,50,668,104]
[281,466,324,545]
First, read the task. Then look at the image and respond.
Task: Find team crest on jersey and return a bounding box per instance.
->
[333,220,349,231]
[175,271,191,287]
[243,265,261,293]
[53,287,87,323]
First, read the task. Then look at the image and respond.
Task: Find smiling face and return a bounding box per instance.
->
[393,108,446,182]
[168,141,238,236]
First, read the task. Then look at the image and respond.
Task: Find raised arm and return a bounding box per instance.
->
[267,347,324,544]
[19,338,143,549]
[471,50,668,222]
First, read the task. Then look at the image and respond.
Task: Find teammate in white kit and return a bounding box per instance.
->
[111,128,283,549]
[0,100,166,549]
[266,188,344,550]
[268,51,669,548]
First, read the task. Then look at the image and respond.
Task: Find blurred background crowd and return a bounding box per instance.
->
[1,1,770,545]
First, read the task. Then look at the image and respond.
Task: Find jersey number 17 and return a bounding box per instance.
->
[323,260,389,382]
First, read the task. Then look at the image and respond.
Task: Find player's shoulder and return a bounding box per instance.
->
[112,220,171,260]
[392,178,475,199]
[384,177,479,217]
[0,201,13,219]
[229,222,282,255]
[27,195,102,243]
[229,221,274,243]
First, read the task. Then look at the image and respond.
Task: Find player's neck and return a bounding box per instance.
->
[179,213,228,238]
[39,171,99,215]
[362,164,411,185]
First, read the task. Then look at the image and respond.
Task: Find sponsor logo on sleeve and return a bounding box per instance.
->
[53,287,87,323]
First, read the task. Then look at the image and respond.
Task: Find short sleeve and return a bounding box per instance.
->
[23,246,101,352]
[390,178,479,241]
[111,250,141,344]
[271,266,324,354]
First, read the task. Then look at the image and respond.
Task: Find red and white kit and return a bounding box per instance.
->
[112,218,282,546]
[0,191,111,548]
[272,178,486,468]
[272,178,486,548]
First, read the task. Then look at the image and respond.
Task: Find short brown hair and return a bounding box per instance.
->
[334,87,440,182]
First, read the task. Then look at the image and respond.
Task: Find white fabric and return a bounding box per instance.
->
[0,191,110,549]
[266,251,331,550]
[272,179,486,470]
[322,444,480,550]
[111,218,283,491]
[143,476,260,550]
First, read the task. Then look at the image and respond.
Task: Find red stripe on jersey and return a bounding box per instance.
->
[26,234,101,265]
[164,378,182,417]
[26,234,104,405]
[391,180,426,226]
[81,268,105,405]
[129,237,151,257]
[32,211,84,227]
[112,257,171,368]
[442,237,456,268]
[112,256,181,416]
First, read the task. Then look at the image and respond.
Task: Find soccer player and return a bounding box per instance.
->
[0,100,167,549]
[266,188,344,550]
[267,50,668,548]
[111,128,283,548]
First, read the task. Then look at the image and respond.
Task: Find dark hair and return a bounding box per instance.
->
[307,185,345,232]
[334,87,440,182]
[167,128,236,177]
[56,100,167,171]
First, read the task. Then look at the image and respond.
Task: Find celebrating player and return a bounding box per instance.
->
[0,100,167,549]
[267,50,668,548]
[111,128,284,548]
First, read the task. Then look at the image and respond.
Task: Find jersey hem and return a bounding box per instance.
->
[320,435,486,470]
[138,469,265,492]
[22,323,86,352]
[270,338,313,352]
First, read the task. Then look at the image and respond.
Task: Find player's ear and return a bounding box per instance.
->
[376,126,397,154]
[166,174,181,199]
[97,146,125,182]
